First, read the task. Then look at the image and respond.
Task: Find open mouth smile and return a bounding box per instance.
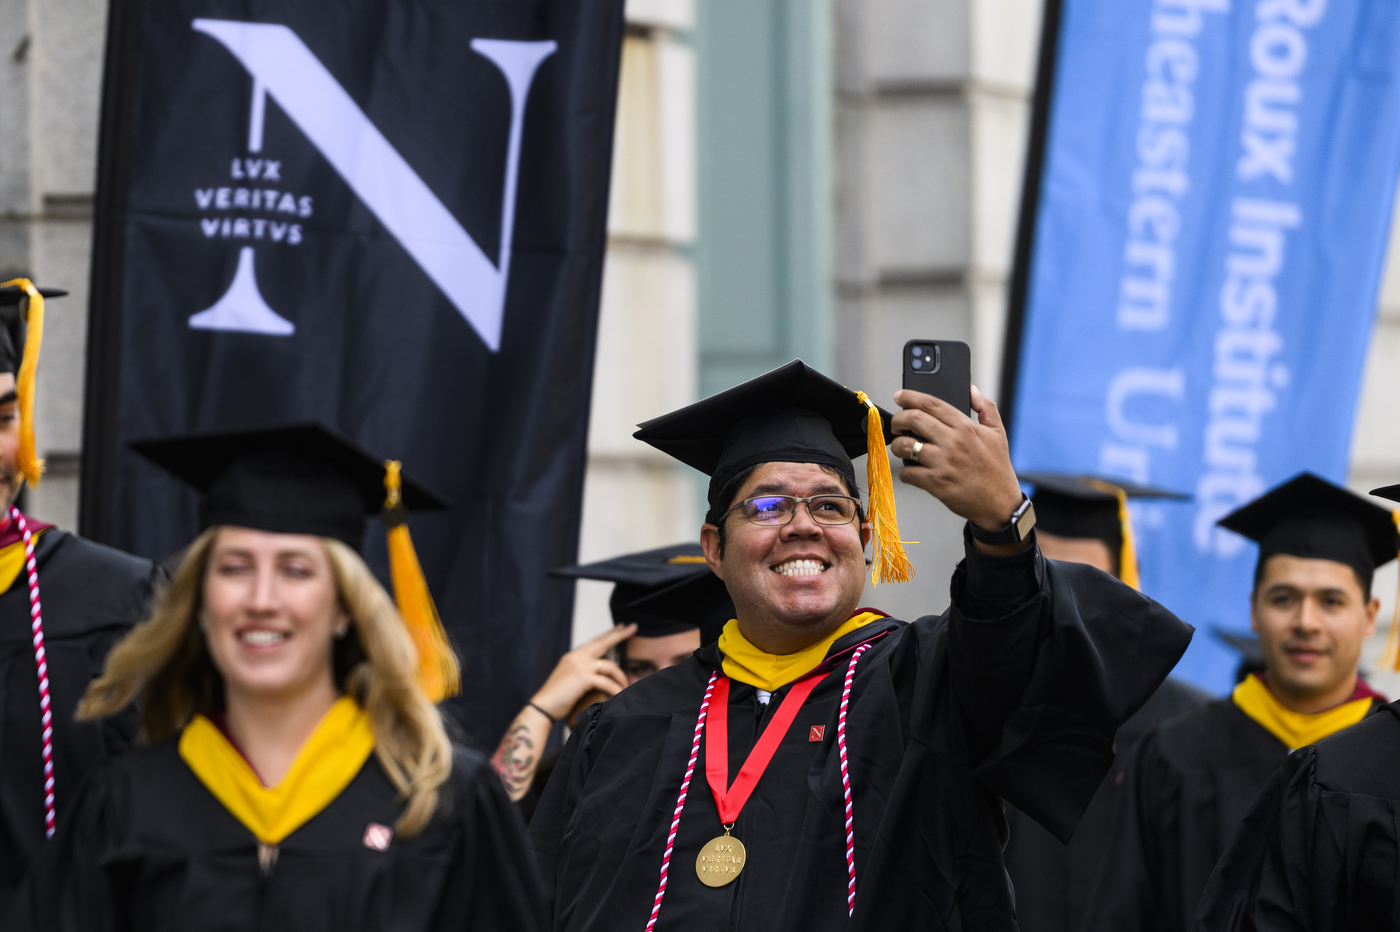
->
[237,629,290,647]
[771,559,829,577]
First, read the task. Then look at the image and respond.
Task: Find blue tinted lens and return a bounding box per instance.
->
[745,496,792,523]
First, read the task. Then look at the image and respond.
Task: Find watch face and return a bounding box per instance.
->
[1014,500,1036,541]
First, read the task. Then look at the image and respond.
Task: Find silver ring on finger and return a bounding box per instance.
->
[911,440,924,461]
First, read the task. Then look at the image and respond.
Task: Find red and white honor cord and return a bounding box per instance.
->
[12,507,53,837]
[646,645,872,928]
[837,643,870,916]
[645,669,718,932]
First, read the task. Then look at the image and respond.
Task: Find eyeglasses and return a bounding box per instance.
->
[723,495,862,528]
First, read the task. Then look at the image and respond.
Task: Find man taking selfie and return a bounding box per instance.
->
[528,360,1192,932]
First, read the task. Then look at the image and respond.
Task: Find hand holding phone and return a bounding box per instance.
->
[900,340,971,463]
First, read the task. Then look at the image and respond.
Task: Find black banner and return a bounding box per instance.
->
[81,0,624,748]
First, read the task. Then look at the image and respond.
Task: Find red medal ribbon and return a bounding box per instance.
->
[704,672,827,825]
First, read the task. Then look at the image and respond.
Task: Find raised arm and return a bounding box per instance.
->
[491,624,633,801]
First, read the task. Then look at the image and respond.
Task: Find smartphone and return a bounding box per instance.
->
[902,340,971,414]
[901,340,971,463]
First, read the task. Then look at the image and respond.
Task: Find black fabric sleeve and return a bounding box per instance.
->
[950,550,1193,843]
[1081,729,1174,932]
[527,704,602,921]
[438,749,549,932]
[5,760,119,932]
[957,523,1041,619]
[1193,744,1400,932]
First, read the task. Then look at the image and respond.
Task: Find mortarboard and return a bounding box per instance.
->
[1218,473,1397,586]
[130,421,459,701]
[551,543,714,637]
[627,570,736,646]
[633,359,912,584]
[0,280,64,488]
[1020,472,1188,589]
[1212,627,1267,685]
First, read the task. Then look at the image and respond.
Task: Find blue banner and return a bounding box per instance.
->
[1012,0,1400,693]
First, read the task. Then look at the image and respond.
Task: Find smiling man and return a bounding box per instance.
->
[528,360,1192,932]
[0,282,160,917]
[1085,473,1393,932]
[1195,481,1400,932]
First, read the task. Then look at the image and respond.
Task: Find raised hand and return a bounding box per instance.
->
[889,384,1024,534]
[530,623,636,721]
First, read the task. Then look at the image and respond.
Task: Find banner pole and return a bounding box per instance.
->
[79,0,144,544]
[999,0,1063,440]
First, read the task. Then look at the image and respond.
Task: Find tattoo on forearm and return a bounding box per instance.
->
[491,723,537,798]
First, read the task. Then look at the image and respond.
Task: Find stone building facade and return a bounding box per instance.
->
[4,0,1400,685]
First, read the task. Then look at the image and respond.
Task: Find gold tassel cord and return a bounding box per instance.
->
[0,279,43,486]
[853,391,914,585]
[383,460,460,702]
[1086,480,1140,591]
[1383,509,1400,672]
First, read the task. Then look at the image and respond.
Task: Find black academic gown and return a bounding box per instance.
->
[1002,676,1211,932]
[1197,701,1400,932]
[529,538,1194,932]
[7,739,548,932]
[0,530,158,916]
[1082,695,1386,932]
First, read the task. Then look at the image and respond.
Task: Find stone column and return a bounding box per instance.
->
[569,0,700,645]
[832,0,1041,618]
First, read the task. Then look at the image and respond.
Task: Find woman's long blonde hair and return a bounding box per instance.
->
[78,527,454,836]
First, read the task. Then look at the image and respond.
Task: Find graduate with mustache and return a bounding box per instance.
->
[0,281,160,917]
[1085,473,1394,932]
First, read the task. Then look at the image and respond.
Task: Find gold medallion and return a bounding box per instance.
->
[695,832,747,887]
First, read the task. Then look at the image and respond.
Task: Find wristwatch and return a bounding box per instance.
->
[967,494,1036,546]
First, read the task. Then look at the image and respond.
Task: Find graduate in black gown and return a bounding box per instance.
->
[495,545,732,816]
[529,360,1194,931]
[1195,479,1400,932]
[999,474,1209,932]
[7,424,544,932]
[1084,473,1393,932]
[0,281,160,917]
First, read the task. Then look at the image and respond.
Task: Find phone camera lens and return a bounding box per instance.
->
[910,346,924,357]
[911,358,923,370]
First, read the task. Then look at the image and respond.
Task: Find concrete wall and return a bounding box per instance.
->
[831,0,1042,621]
[569,0,700,645]
[8,0,1400,686]
[0,0,106,531]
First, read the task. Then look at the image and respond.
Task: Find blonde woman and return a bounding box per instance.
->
[8,425,544,932]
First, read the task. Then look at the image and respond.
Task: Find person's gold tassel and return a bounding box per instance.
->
[382,461,460,702]
[1087,480,1140,590]
[1,278,44,486]
[854,392,914,585]
[1382,509,1400,672]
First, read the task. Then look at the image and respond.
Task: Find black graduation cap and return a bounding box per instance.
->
[633,359,913,584]
[1018,472,1187,588]
[129,422,447,548]
[550,543,714,636]
[1212,627,1267,684]
[1217,472,1398,587]
[1022,473,1186,542]
[0,283,63,375]
[627,570,736,646]
[129,421,460,701]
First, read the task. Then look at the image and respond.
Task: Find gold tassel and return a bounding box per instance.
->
[1114,488,1140,590]
[854,391,914,585]
[383,461,460,702]
[1087,480,1139,589]
[1,279,43,486]
[1382,509,1400,672]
